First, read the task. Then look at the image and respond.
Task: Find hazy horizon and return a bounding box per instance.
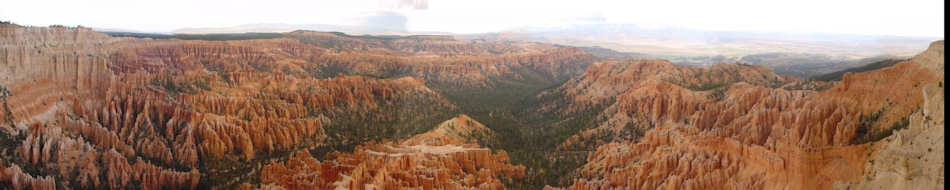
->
[1,0,944,38]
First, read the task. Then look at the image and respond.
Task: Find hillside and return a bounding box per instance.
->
[811,59,907,81]
[577,46,654,60]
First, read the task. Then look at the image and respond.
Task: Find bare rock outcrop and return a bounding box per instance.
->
[834,41,944,190]
[404,114,494,145]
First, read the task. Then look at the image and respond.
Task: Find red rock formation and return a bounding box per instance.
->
[0,163,55,190]
[261,142,524,190]
[2,23,586,189]
[101,149,201,190]
[6,22,936,190]
[260,116,524,190]
[186,74,451,160]
[558,60,789,111]
[556,60,795,150]
[554,41,944,190]
[10,122,200,189]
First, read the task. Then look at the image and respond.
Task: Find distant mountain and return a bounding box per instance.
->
[171,23,451,36]
[173,23,353,34]
[577,46,654,60]
[92,27,168,34]
[461,23,935,77]
[738,53,908,77]
[468,23,940,58]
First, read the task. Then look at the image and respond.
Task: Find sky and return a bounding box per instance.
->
[0,0,944,37]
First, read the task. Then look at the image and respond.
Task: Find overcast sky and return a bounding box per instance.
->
[0,0,944,37]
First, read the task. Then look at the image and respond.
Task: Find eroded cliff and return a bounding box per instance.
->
[551,41,944,190]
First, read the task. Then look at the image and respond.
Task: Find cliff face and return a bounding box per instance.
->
[834,41,945,190]
[554,41,944,190]
[0,25,115,126]
[260,115,524,190]
[0,25,199,189]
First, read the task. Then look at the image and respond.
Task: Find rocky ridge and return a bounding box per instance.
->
[259,115,524,190]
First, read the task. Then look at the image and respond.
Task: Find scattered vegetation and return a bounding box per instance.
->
[708,85,729,101]
[619,121,647,141]
[0,86,11,99]
[853,108,883,144]
[689,81,731,91]
[150,77,202,95]
[852,107,912,144]
[194,80,211,91]
[0,86,14,125]
[0,128,25,165]
[427,68,603,189]
[667,79,732,91]
[783,79,833,91]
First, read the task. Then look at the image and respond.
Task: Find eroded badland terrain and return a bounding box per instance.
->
[0,24,943,189]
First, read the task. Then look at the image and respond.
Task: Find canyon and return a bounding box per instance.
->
[0,23,943,190]
[547,41,944,190]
